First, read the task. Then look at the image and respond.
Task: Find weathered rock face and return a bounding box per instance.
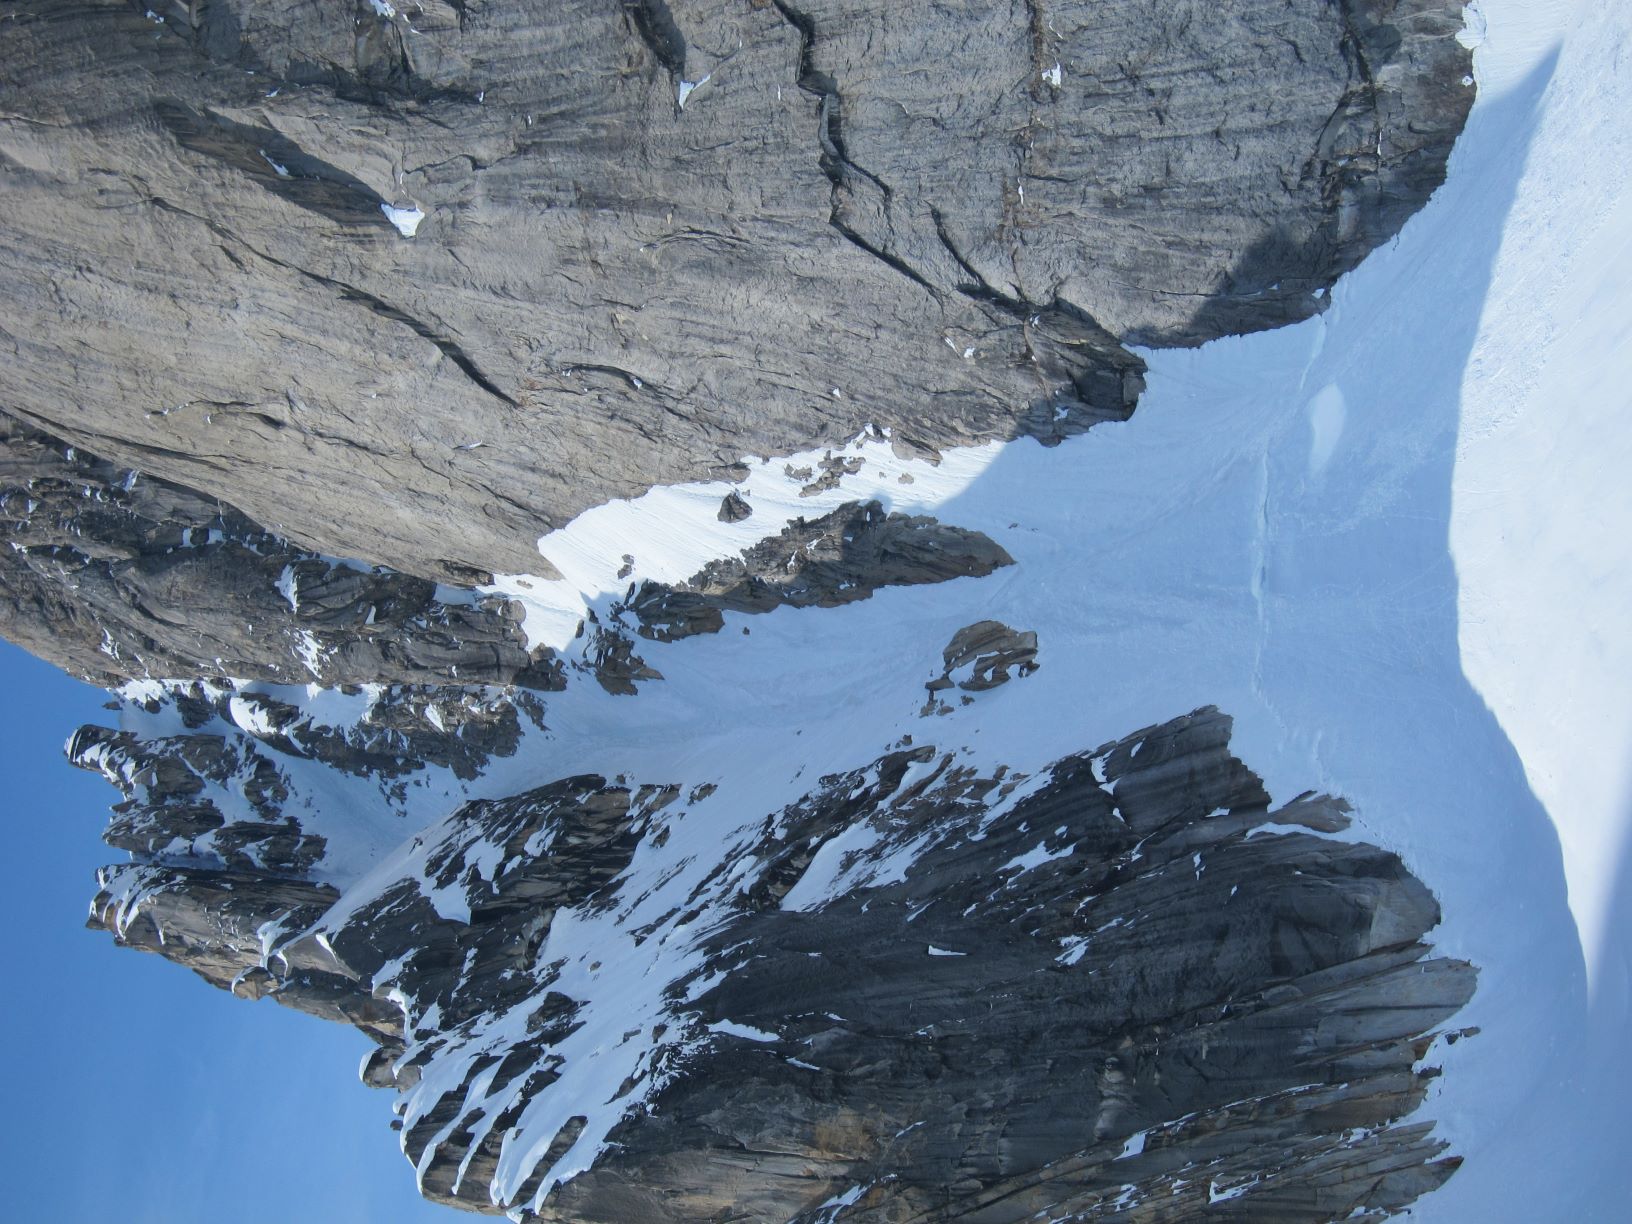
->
[85,705,1474,1221]
[0,414,561,689]
[925,619,1039,700]
[626,500,1014,641]
[71,676,548,874]
[0,0,1471,585]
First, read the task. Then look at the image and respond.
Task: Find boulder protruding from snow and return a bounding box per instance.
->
[717,491,753,523]
[927,620,1040,695]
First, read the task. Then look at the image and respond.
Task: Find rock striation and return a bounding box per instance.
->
[85,705,1475,1220]
[625,500,1014,641]
[0,0,1471,585]
[925,619,1040,702]
[0,414,561,690]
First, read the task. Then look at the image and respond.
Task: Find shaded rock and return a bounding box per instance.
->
[69,678,548,877]
[716,492,753,523]
[82,705,1475,1221]
[0,414,564,690]
[626,501,1013,640]
[84,864,403,1039]
[578,619,664,696]
[69,722,323,877]
[797,452,866,497]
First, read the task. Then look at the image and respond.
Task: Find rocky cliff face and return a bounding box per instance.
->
[0,412,561,689]
[0,0,1469,588]
[0,1,1481,1220]
[85,703,1474,1221]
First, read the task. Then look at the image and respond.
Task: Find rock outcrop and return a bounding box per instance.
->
[85,705,1475,1221]
[625,500,1014,641]
[0,414,561,689]
[925,619,1039,700]
[717,491,754,524]
[0,0,1472,585]
[71,678,549,876]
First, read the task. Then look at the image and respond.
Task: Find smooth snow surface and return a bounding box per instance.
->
[102,0,1629,1215]
[1448,0,1632,992]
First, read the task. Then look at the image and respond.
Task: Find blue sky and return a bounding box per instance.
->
[0,641,457,1223]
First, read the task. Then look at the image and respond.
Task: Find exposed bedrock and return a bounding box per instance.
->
[0,0,1472,586]
[624,500,1014,641]
[85,706,1476,1221]
[69,676,548,876]
[0,413,563,689]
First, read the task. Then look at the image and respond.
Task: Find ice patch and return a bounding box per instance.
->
[1000,840,1074,875]
[275,565,298,610]
[227,695,278,737]
[382,203,425,237]
[708,1019,778,1042]
[1457,3,1487,49]
[677,74,710,108]
[296,631,324,676]
[1210,1177,1255,1202]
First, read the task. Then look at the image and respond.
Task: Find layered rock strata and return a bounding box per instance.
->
[925,620,1040,699]
[0,414,560,689]
[0,0,1472,583]
[85,705,1474,1221]
[625,500,1014,641]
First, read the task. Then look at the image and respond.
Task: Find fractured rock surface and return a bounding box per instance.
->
[926,619,1040,696]
[625,500,1014,641]
[0,0,1472,584]
[84,705,1474,1221]
[0,414,561,689]
[73,678,549,878]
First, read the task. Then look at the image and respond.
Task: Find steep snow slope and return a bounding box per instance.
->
[1440,0,1632,1216]
[1449,0,1632,992]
